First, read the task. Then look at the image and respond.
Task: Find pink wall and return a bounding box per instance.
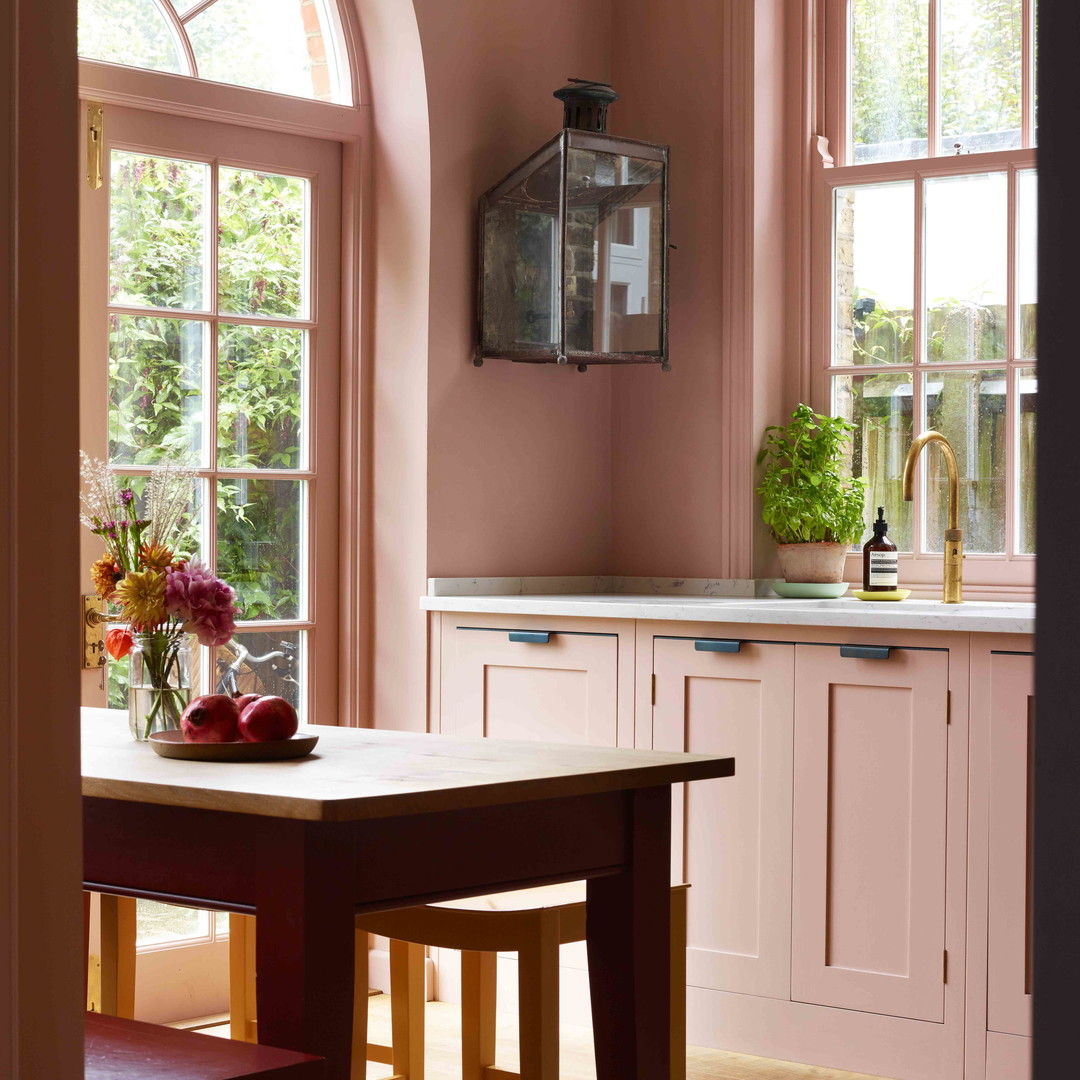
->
[358,0,792,727]
[417,0,615,578]
[355,0,432,731]
[358,0,614,729]
[608,0,727,578]
[609,0,791,580]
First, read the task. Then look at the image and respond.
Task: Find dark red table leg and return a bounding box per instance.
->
[253,820,357,1080]
[586,785,672,1079]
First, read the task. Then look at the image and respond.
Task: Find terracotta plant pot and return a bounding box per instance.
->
[776,542,847,583]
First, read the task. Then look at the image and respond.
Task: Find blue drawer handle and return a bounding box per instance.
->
[508,632,551,644]
[840,645,891,660]
[694,639,742,653]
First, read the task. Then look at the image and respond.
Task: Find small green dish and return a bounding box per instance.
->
[769,581,850,599]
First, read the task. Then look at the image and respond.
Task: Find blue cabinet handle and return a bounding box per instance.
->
[694,639,742,653]
[508,631,551,644]
[839,644,891,660]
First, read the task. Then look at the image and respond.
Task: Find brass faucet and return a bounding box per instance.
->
[902,431,963,604]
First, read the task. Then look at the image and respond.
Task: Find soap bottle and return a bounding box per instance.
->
[862,506,898,592]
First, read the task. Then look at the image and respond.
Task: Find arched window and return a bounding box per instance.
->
[78,0,365,1017]
[78,0,353,104]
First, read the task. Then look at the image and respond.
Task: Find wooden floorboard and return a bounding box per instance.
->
[201,995,894,1080]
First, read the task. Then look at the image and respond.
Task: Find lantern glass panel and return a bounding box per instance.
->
[563,148,664,357]
[481,150,561,356]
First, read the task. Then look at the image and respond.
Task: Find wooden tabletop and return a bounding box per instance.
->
[81,708,734,822]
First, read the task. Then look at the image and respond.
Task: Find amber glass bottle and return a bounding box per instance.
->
[862,506,898,591]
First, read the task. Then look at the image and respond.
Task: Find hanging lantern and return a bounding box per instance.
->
[476,79,670,373]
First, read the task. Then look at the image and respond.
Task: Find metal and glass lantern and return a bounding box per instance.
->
[476,80,670,373]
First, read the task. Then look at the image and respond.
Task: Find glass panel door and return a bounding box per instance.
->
[82,104,340,722]
[80,105,342,1021]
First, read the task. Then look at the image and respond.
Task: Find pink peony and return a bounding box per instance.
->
[165,559,239,647]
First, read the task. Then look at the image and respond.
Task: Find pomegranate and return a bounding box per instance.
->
[181,694,241,743]
[238,696,298,742]
[234,693,261,712]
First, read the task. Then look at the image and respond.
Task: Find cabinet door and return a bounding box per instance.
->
[986,651,1034,1038]
[791,644,949,1022]
[653,637,794,1000]
[442,626,619,746]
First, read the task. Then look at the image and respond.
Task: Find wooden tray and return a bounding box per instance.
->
[148,730,319,762]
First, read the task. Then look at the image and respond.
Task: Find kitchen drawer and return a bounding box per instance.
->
[441,621,620,747]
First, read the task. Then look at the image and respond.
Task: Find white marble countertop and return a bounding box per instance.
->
[421,592,1035,635]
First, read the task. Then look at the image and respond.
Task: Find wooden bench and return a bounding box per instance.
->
[85,1012,325,1079]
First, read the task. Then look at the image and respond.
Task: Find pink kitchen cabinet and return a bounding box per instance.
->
[438,614,633,748]
[651,636,795,1000]
[963,644,1034,1080]
[432,611,1030,1080]
[791,644,950,1024]
[985,651,1034,1040]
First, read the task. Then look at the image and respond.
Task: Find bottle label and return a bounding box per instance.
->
[869,551,899,587]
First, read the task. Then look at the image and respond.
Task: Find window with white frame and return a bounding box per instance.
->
[818,0,1036,585]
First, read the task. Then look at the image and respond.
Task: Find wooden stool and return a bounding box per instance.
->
[355,881,689,1080]
[84,891,137,1018]
[105,884,688,1080]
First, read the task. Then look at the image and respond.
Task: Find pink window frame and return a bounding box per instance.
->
[77,0,371,719]
[804,0,1037,597]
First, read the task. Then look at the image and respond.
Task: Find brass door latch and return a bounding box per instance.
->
[83,594,108,669]
[86,101,104,190]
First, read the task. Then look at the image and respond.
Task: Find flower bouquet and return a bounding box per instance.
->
[80,453,240,741]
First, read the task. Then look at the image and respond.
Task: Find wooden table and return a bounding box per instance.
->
[82,708,734,1079]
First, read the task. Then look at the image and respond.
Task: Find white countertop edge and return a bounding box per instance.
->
[427,576,775,598]
[420,593,1035,635]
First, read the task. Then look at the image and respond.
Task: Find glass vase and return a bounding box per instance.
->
[128,630,193,741]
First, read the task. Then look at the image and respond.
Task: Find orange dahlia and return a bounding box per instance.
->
[90,553,121,599]
[114,568,167,629]
[139,541,175,571]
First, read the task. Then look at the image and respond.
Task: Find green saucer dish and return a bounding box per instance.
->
[769,581,850,599]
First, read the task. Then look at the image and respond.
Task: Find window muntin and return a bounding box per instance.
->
[78,0,353,105]
[825,1,1036,573]
[101,130,334,716]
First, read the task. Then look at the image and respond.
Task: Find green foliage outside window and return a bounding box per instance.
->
[108,157,306,623]
[852,0,1024,157]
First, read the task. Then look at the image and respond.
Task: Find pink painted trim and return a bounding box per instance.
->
[78,60,366,141]
[822,148,1036,187]
[718,0,755,580]
[928,0,940,157]
[912,168,927,553]
[1006,169,1019,555]
[335,129,371,729]
[2,0,85,1071]
[1021,0,1035,148]
[154,0,198,78]
[178,0,218,24]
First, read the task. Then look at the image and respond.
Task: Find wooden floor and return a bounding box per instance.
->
[201,994,893,1080]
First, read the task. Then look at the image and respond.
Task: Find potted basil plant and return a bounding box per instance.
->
[756,404,866,583]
